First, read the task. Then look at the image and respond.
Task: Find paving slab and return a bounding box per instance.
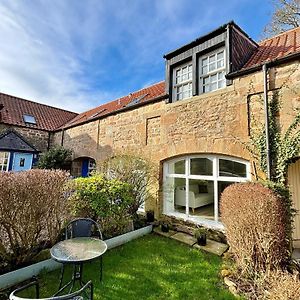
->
[193,239,228,256]
[153,227,176,238]
[170,232,197,246]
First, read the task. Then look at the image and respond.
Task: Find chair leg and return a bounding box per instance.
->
[58,264,65,290]
[100,256,103,282]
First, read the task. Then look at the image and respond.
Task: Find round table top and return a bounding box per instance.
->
[50,237,107,264]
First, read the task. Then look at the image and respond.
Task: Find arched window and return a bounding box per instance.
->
[163,155,250,227]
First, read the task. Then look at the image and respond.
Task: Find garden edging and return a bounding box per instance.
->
[0,225,153,290]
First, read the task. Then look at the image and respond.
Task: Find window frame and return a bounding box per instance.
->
[0,151,10,171]
[163,154,250,229]
[172,61,193,102]
[198,47,226,94]
[23,114,36,124]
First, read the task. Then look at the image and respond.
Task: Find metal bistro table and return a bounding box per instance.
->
[50,237,107,296]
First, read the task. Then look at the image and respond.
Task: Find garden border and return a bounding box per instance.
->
[0,225,153,290]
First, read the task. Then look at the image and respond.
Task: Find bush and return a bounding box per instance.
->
[67,174,135,238]
[37,146,72,170]
[267,271,300,300]
[0,170,69,271]
[98,154,158,217]
[220,182,288,275]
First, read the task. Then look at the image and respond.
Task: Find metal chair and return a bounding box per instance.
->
[9,278,93,300]
[58,218,104,291]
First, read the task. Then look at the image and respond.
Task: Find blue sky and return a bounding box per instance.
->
[0,0,273,113]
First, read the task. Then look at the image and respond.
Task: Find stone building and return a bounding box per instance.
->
[0,93,77,171]
[2,21,300,246]
[51,22,300,246]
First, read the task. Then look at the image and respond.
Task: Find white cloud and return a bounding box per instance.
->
[0,0,257,113]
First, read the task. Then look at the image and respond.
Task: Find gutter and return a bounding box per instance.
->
[226,50,300,79]
[55,94,168,132]
[263,64,271,180]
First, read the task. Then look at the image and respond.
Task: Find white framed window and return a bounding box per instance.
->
[173,62,193,101]
[163,155,250,228]
[0,151,10,171]
[199,48,226,93]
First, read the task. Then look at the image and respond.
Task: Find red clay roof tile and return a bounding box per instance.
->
[0,93,78,131]
[63,81,166,128]
[242,26,300,70]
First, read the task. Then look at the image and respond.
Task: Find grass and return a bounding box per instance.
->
[24,234,236,300]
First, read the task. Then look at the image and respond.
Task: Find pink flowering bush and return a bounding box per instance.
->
[0,169,69,271]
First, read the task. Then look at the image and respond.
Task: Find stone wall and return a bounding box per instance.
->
[51,60,300,214]
[0,124,50,152]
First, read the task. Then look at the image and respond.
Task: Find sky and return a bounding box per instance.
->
[0,0,273,113]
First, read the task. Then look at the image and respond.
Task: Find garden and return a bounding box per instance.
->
[0,151,300,299]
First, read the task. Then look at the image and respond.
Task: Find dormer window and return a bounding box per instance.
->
[23,114,36,124]
[199,48,226,93]
[173,62,193,101]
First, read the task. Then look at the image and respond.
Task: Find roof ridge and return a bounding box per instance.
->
[0,92,77,115]
[259,26,300,44]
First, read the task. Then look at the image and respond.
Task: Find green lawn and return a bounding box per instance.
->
[28,234,236,300]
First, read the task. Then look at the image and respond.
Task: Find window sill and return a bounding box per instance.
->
[163,211,225,232]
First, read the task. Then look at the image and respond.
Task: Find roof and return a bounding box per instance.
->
[0,93,78,131]
[62,81,166,129]
[242,26,300,70]
[164,21,258,60]
[0,129,37,152]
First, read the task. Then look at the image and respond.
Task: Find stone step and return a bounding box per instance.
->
[153,227,228,256]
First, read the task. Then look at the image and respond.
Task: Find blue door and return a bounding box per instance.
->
[81,159,89,177]
[12,153,33,171]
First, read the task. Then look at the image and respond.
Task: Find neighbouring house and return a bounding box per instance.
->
[0,93,77,171]
[2,21,300,247]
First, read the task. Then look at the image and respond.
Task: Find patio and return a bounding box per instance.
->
[19,234,235,300]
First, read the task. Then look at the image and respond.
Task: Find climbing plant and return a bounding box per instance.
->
[247,65,300,184]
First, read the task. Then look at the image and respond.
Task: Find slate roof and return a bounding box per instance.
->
[62,81,166,129]
[0,93,78,131]
[242,26,300,70]
[0,130,37,152]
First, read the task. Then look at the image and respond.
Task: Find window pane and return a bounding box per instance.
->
[211,82,217,91]
[174,178,187,214]
[202,58,208,66]
[209,54,215,62]
[219,159,247,177]
[218,71,225,80]
[217,60,224,68]
[203,85,210,93]
[168,160,185,174]
[218,80,226,89]
[209,62,216,72]
[202,65,208,75]
[188,179,214,219]
[217,51,224,60]
[211,74,217,82]
[190,158,213,175]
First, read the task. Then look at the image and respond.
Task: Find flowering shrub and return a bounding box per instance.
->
[67,174,135,238]
[220,182,288,275]
[0,170,69,271]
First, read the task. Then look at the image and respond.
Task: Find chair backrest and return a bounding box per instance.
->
[9,279,93,300]
[65,218,103,240]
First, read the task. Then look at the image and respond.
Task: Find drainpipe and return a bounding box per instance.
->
[61,129,65,147]
[263,64,271,180]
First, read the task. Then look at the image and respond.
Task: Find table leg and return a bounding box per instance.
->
[100,256,103,282]
[58,264,65,290]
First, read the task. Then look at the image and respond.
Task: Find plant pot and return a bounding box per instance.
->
[197,234,207,246]
[146,210,154,223]
[161,223,169,232]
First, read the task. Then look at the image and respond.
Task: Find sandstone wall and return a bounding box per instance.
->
[51,60,300,213]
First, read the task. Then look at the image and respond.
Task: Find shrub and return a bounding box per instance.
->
[67,174,135,238]
[267,271,300,300]
[98,153,158,217]
[37,146,72,170]
[220,182,288,276]
[0,170,69,271]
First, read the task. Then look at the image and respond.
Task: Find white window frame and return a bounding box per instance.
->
[0,151,10,171]
[172,61,193,102]
[199,48,226,94]
[163,154,250,230]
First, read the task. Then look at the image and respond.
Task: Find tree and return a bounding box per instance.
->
[37,146,72,170]
[264,0,300,37]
